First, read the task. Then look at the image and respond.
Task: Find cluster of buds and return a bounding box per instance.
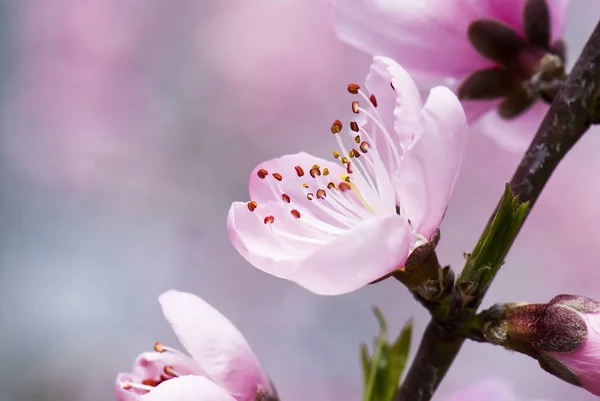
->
[481,294,600,396]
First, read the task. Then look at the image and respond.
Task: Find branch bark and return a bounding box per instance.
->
[395,20,600,401]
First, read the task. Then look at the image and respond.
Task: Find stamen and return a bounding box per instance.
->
[346,162,353,174]
[282,193,291,203]
[339,182,352,192]
[390,82,395,90]
[247,201,258,212]
[302,183,309,188]
[122,380,155,392]
[164,366,180,377]
[257,169,268,179]
[272,173,283,181]
[295,166,304,177]
[352,101,360,114]
[369,94,378,107]
[264,216,275,224]
[327,182,337,190]
[352,148,361,158]
[347,83,360,94]
[354,135,361,143]
[331,119,343,134]
[322,168,330,176]
[341,156,349,164]
[316,189,327,199]
[360,141,370,153]
[310,167,321,178]
[290,209,301,218]
[306,193,314,200]
[333,151,340,159]
[350,121,359,132]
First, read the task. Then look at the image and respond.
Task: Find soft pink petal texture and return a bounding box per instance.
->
[159,290,270,401]
[365,56,423,152]
[478,102,550,152]
[141,376,237,401]
[115,352,204,401]
[396,86,468,239]
[334,0,569,83]
[291,214,414,295]
[551,312,600,396]
[227,200,308,278]
[442,377,519,401]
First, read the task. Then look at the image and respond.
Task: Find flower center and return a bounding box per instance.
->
[246,83,403,242]
[459,0,566,119]
[120,342,184,393]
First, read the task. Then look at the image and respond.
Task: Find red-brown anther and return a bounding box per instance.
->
[310,167,321,178]
[316,189,326,199]
[331,119,343,134]
[294,166,304,177]
[327,182,337,190]
[257,169,268,179]
[122,381,133,389]
[247,201,258,211]
[164,366,178,377]
[350,121,359,132]
[352,148,361,158]
[264,215,275,224]
[306,193,314,200]
[360,141,370,153]
[322,168,330,176]
[339,182,352,192]
[352,101,360,114]
[272,173,283,181]
[347,83,360,94]
[344,176,351,182]
[302,183,309,188]
[369,94,378,107]
[354,135,361,143]
[346,162,353,174]
[390,82,395,90]
[290,209,301,218]
[154,342,166,353]
[142,379,162,387]
[282,193,291,203]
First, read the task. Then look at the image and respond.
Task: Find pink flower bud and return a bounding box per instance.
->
[536,295,600,396]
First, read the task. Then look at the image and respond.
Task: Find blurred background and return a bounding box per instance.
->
[0,1,599,400]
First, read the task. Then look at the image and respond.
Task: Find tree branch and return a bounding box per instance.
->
[395,20,600,401]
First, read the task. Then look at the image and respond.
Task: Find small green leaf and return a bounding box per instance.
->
[361,310,413,401]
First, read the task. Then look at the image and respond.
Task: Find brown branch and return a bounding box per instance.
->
[394,20,600,401]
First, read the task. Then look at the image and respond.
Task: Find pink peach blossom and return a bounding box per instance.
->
[115,290,273,401]
[227,56,467,295]
[334,0,570,151]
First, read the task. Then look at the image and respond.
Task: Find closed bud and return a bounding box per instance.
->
[482,295,600,396]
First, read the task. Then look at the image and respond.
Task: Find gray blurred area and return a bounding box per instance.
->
[0,1,599,401]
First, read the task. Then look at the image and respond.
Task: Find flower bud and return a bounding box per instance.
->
[482,295,600,396]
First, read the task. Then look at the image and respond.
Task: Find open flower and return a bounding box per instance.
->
[227,56,467,295]
[334,0,569,151]
[115,290,274,401]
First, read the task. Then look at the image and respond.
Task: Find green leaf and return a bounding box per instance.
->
[459,184,529,296]
[361,309,413,401]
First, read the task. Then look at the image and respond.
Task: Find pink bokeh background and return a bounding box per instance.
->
[0,1,599,401]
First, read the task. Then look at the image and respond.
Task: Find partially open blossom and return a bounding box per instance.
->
[115,290,274,401]
[482,295,600,396]
[334,0,569,151]
[227,56,467,295]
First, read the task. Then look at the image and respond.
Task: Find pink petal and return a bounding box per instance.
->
[478,101,549,152]
[442,377,519,401]
[227,200,312,279]
[396,86,468,239]
[290,214,414,295]
[159,290,270,400]
[115,374,143,401]
[141,376,236,401]
[365,56,423,152]
[335,0,568,84]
